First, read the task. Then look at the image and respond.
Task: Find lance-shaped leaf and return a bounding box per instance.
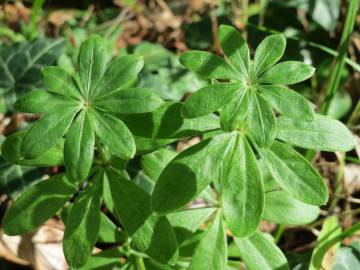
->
[21,107,79,158]
[258,61,315,85]
[2,173,77,235]
[64,109,95,183]
[106,169,178,263]
[276,114,356,152]
[222,134,264,237]
[93,88,163,114]
[263,190,320,225]
[151,133,235,214]
[179,51,240,80]
[220,88,250,131]
[14,90,81,114]
[89,109,135,160]
[2,130,64,166]
[258,85,314,121]
[261,141,328,205]
[42,66,82,100]
[219,24,250,77]
[64,172,103,268]
[91,55,144,99]
[235,232,289,270]
[182,83,242,118]
[123,101,220,154]
[78,35,107,98]
[248,90,276,147]
[189,212,227,270]
[252,34,286,77]
[167,208,216,245]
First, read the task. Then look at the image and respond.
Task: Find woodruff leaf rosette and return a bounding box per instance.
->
[14,35,163,183]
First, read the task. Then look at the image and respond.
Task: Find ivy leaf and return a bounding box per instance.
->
[248,90,276,147]
[78,35,107,98]
[276,114,356,151]
[14,89,81,114]
[89,109,136,159]
[258,61,315,85]
[151,133,235,214]
[222,134,264,237]
[93,87,163,114]
[2,130,64,166]
[0,158,44,199]
[63,172,103,268]
[220,88,249,131]
[182,83,242,118]
[252,34,286,78]
[21,107,79,158]
[263,190,320,225]
[261,141,328,205]
[42,66,83,100]
[235,232,289,270]
[258,85,315,121]
[179,51,240,80]
[91,55,144,99]
[106,168,178,263]
[218,25,250,78]
[2,173,77,235]
[64,109,95,183]
[189,212,227,270]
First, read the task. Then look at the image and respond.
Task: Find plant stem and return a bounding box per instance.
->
[320,0,359,114]
[274,224,285,244]
[135,256,146,270]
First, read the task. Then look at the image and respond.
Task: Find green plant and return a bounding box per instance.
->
[0,26,356,269]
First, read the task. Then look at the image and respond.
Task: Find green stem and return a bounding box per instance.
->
[135,256,146,270]
[29,0,46,39]
[346,156,360,164]
[320,0,359,114]
[274,224,285,244]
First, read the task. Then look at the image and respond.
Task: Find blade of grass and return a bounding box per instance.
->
[321,0,359,114]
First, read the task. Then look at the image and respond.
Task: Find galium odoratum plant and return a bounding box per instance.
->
[151,24,356,240]
[0,26,357,270]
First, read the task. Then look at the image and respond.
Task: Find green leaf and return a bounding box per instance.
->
[78,36,107,98]
[91,55,144,99]
[90,109,135,159]
[2,173,76,235]
[252,34,286,78]
[0,159,44,199]
[182,83,242,118]
[248,90,276,147]
[93,87,163,114]
[14,89,80,114]
[276,114,356,151]
[261,141,328,205]
[222,134,264,237]
[42,66,82,100]
[151,133,235,214]
[258,85,314,121]
[141,148,177,181]
[309,216,342,270]
[263,190,320,225]
[64,109,95,183]
[235,232,289,270]
[167,207,215,245]
[332,241,360,270]
[258,61,315,85]
[98,213,127,243]
[106,169,178,263]
[2,130,64,166]
[220,87,249,131]
[218,24,250,78]
[77,247,123,270]
[123,101,220,154]
[63,172,103,268]
[21,107,79,158]
[189,212,227,270]
[179,51,240,80]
